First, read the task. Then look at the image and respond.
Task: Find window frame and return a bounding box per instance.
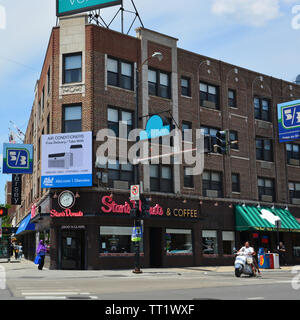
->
[256,137,273,162]
[200,82,220,110]
[107,106,134,138]
[228,89,237,108]
[63,52,82,84]
[202,170,223,197]
[62,104,82,133]
[181,76,191,97]
[254,97,271,122]
[150,164,173,193]
[286,143,300,165]
[148,68,171,99]
[257,177,275,201]
[232,173,240,193]
[107,56,134,91]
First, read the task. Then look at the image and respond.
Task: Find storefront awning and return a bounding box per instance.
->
[16,214,35,235]
[235,205,300,232]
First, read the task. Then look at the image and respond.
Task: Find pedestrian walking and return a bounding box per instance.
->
[278,241,287,266]
[13,242,18,260]
[36,240,47,270]
[18,243,23,260]
[7,241,13,263]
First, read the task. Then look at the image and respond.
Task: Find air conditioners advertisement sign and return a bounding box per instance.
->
[56,0,122,17]
[41,131,92,188]
[278,99,300,143]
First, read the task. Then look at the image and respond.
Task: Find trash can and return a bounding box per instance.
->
[269,253,274,269]
[272,253,280,269]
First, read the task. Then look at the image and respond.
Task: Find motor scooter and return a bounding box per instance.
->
[234,250,255,277]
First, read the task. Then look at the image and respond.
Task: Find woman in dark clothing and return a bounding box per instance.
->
[36,240,47,270]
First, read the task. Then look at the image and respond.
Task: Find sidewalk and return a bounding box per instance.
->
[1,258,296,277]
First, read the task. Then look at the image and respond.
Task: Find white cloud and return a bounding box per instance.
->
[211,0,282,26]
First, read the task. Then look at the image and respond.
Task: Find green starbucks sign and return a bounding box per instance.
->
[56,0,122,17]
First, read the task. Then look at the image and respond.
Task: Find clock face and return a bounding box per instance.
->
[58,191,75,209]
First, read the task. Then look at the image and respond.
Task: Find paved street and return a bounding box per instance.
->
[0,259,300,300]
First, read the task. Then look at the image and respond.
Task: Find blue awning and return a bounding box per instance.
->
[16,214,35,235]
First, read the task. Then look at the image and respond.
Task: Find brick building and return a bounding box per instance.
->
[14,14,300,270]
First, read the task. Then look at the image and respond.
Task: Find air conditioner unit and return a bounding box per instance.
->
[289,159,300,166]
[292,198,300,205]
[261,195,273,202]
[203,100,216,109]
[113,181,129,190]
[48,153,73,169]
[206,190,219,198]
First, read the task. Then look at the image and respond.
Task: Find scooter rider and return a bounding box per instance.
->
[237,241,256,275]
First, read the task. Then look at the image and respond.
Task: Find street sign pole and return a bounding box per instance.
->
[0,218,2,239]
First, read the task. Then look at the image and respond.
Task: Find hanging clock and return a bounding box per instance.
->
[58,190,75,209]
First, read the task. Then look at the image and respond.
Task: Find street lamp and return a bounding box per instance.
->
[133,51,163,274]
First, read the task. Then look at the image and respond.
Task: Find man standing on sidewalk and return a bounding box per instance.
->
[278,242,287,266]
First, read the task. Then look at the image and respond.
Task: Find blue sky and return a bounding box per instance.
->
[0,0,300,204]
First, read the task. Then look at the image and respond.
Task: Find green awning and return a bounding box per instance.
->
[235,205,300,232]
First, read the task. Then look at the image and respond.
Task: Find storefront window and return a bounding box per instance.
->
[202,230,218,255]
[222,231,235,255]
[100,226,143,256]
[292,233,300,257]
[165,229,192,255]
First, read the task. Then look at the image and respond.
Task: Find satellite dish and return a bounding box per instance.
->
[296,74,300,85]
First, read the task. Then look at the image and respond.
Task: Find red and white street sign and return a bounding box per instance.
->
[130,185,140,201]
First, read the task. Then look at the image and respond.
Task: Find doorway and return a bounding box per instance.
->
[60,229,85,270]
[149,227,163,267]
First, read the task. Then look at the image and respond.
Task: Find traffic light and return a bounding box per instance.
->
[0,207,8,217]
[141,197,151,218]
[130,201,141,219]
[214,130,228,155]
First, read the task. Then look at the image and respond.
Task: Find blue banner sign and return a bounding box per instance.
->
[57,0,122,17]
[2,143,33,174]
[278,99,300,143]
[140,115,170,141]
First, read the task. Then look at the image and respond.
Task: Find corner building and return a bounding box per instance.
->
[16,14,300,270]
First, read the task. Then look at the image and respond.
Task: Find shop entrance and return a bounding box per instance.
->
[149,227,163,267]
[60,229,85,270]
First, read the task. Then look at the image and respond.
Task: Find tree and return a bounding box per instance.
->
[0,204,12,227]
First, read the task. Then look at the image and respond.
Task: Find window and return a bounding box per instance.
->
[256,137,273,161]
[182,121,192,142]
[150,164,173,193]
[107,57,133,91]
[63,105,82,133]
[228,89,236,108]
[107,107,133,138]
[184,167,194,188]
[166,229,192,255]
[202,170,223,197]
[286,143,300,165]
[258,177,275,201]
[41,87,44,112]
[289,182,300,201]
[232,173,240,193]
[107,160,133,188]
[100,226,142,255]
[148,69,171,99]
[222,231,235,255]
[254,97,271,122]
[47,114,50,135]
[200,82,219,109]
[181,77,191,97]
[229,131,238,150]
[63,53,82,84]
[47,67,51,95]
[202,230,218,254]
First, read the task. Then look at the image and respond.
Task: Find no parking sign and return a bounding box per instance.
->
[130,185,140,201]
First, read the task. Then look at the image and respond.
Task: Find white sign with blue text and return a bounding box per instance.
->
[41,132,92,188]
